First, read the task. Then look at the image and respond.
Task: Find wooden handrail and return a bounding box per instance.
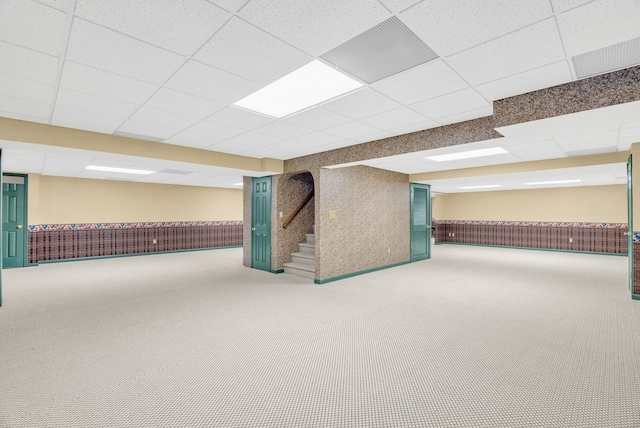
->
[283,190,314,229]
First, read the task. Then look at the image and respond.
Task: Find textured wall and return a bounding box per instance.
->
[317,166,409,281]
[494,66,640,128]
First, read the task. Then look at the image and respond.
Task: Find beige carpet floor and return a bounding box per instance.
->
[0,245,639,427]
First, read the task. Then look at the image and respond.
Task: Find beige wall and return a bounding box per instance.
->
[435,184,627,223]
[28,174,243,225]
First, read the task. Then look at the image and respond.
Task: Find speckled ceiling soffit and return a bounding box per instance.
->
[320,16,439,84]
[573,36,640,79]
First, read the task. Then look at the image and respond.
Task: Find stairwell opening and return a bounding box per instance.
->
[276,172,316,279]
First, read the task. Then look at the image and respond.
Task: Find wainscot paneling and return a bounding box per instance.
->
[28,221,242,263]
[434,221,627,254]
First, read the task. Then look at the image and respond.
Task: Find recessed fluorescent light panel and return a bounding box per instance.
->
[86,165,155,175]
[233,60,363,118]
[426,147,508,162]
[457,184,502,190]
[525,179,581,185]
[233,182,244,186]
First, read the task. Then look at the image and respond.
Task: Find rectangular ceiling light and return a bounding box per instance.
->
[233,60,363,118]
[426,147,508,162]
[525,179,581,185]
[86,165,155,175]
[457,184,503,190]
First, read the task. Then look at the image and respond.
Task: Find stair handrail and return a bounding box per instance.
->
[283,190,314,229]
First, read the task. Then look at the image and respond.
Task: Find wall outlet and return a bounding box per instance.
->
[153,238,157,245]
[452,233,455,237]
[388,248,390,253]
[569,237,573,243]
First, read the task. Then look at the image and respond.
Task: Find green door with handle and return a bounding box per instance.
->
[2,174,27,269]
[251,176,272,272]
[411,183,431,262]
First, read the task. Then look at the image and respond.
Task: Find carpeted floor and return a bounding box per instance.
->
[0,245,639,427]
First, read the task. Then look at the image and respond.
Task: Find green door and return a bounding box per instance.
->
[411,183,431,262]
[2,174,27,269]
[628,155,633,293]
[251,176,272,272]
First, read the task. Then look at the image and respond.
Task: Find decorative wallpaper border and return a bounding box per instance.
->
[29,221,243,232]
[435,220,628,229]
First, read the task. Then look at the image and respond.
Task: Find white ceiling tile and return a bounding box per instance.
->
[239,0,391,56]
[391,121,440,136]
[122,106,201,130]
[59,61,158,104]
[208,0,247,12]
[503,138,562,153]
[322,88,401,119]
[51,107,125,133]
[400,0,552,57]
[0,41,59,85]
[0,112,49,124]
[618,136,639,151]
[116,120,181,140]
[476,61,573,101]
[555,0,594,11]
[54,88,139,120]
[447,18,566,85]
[194,17,310,84]
[324,121,384,139]
[553,128,618,146]
[360,107,432,130]
[167,121,246,148]
[75,0,228,55]
[0,73,54,104]
[66,19,185,84]
[255,121,313,139]
[208,107,275,131]
[284,106,351,131]
[410,88,490,120]
[0,94,50,120]
[378,0,422,13]
[561,0,640,56]
[209,131,282,154]
[144,88,223,119]
[0,0,67,55]
[350,130,394,144]
[165,60,258,103]
[33,0,68,11]
[430,105,495,126]
[286,132,344,147]
[514,149,568,161]
[371,60,468,104]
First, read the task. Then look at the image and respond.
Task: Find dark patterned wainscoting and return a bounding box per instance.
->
[435,221,628,254]
[28,221,243,264]
[634,242,640,297]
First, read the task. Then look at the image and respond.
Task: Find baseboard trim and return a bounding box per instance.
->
[435,242,626,257]
[314,261,410,284]
[272,269,285,274]
[35,245,242,265]
[632,294,640,301]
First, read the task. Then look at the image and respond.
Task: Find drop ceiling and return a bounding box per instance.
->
[0,0,639,188]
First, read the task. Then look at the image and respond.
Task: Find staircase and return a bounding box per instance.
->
[284,233,315,279]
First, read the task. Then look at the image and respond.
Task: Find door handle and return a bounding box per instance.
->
[17,224,23,229]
